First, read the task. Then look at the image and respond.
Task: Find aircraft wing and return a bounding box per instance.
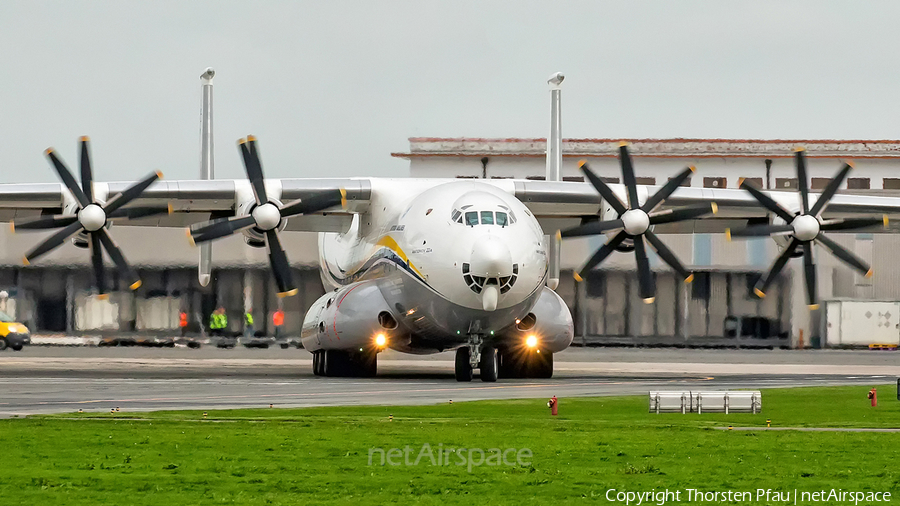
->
[513,180,900,233]
[0,178,372,233]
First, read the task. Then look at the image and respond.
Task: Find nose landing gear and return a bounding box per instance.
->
[455,335,498,382]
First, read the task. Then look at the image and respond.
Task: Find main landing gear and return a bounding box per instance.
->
[312,349,377,378]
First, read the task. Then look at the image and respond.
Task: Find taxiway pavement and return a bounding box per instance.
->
[0,346,896,417]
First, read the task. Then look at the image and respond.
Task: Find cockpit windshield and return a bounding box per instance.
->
[455,209,516,227]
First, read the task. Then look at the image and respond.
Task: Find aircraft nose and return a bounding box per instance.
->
[470,236,513,278]
[470,236,513,312]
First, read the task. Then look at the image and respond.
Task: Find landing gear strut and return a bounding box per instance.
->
[455,334,498,382]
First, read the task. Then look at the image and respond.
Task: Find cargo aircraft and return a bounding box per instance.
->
[2,70,900,381]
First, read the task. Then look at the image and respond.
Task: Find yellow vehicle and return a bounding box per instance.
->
[0,311,30,351]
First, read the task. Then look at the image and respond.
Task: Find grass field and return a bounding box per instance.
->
[2,385,900,505]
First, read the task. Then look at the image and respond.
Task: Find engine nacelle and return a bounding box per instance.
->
[300,280,406,352]
[497,286,573,353]
[235,197,287,247]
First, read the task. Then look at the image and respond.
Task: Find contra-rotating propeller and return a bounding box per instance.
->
[727,148,887,309]
[558,143,717,303]
[12,137,168,293]
[187,136,346,297]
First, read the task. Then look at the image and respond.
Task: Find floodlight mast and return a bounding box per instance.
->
[545,72,564,291]
[198,68,215,286]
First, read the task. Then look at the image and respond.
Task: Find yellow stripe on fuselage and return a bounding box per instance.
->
[374,235,425,279]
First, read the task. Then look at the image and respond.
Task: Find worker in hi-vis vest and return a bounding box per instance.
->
[179,310,188,337]
[244,308,255,338]
[209,306,227,337]
[273,308,285,339]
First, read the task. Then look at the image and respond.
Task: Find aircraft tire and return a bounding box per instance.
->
[530,351,553,379]
[0,338,7,351]
[455,347,473,382]
[480,346,498,382]
[312,350,321,376]
[356,350,377,378]
[11,344,22,351]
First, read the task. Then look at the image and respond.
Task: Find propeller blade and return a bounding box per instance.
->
[265,230,297,297]
[22,221,84,265]
[188,215,257,245]
[815,233,872,277]
[89,232,105,295]
[575,231,628,280]
[619,144,639,209]
[45,149,90,208]
[11,214,78,231]
[80,136,93,202]
[819,217,887,232]
[795,149,810,214]
[727,224,794,238]
[753,239,799,298]
[107,205,171,221]
[802,241,817,308]
[241,136,269,205]
[644,230,692,282]
[642,166,694,212]
[648,203,717,226]
[559,219,624,239]
[579,161,627,215]
[809,163,853,216]
[95,228,141,290]
[633,236,656,302]
[740,181,795,223]
[280,190,346,217]
[103,171,163,216]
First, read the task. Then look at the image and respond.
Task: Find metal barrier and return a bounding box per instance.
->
[649,391,761,414]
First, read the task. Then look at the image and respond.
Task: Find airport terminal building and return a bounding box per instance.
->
[3,137,900,348]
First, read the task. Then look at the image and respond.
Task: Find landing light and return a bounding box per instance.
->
[526,335,538,348]
[375,333,387,347]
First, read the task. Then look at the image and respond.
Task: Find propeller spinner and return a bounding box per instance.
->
[12,137,168,294]
[187,136,346,297]
[727,148,887,309]
[558,143,717,303]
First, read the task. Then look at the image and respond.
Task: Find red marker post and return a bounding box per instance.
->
[868,387,878,407]
[547,396,558,416]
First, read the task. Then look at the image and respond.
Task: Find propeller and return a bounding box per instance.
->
[727,148,887,309]
[558,143,718,303]
[12,137,168,294]
[187,136,346,297]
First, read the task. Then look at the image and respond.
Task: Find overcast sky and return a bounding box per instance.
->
[1,1,899,184]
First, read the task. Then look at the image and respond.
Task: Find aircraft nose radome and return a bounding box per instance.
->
[469,236,513,278]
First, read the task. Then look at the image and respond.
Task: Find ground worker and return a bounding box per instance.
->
[273,308,285,339]
[244,308,255,338]
[209,306,227,337]
[179,310,188,337]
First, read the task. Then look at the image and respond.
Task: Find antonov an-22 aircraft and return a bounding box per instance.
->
[3,70,900,381]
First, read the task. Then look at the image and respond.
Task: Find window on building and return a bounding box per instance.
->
[811,178,831,190]
[847,178,870,190]
[775,178,798,189]
[526,175,546,180]
[691,272,711,300]
[703,177,726,188]
[740,177,763,188]
[884,178,900,189]
[585,271,605,298]
[563,176,585,182]
[635,177,656,185]
[669,176,691,187]
[601,177,620,184]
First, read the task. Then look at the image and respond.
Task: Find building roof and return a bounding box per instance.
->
[392,138,900,159]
